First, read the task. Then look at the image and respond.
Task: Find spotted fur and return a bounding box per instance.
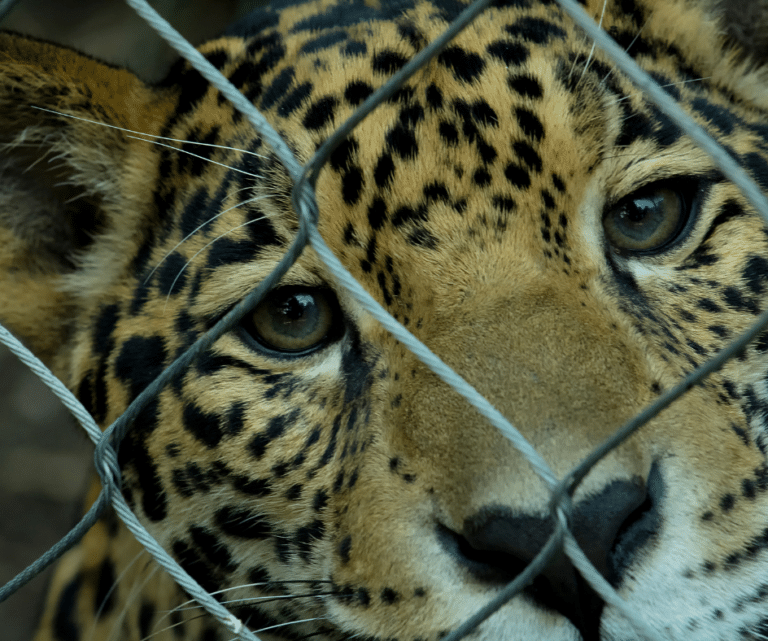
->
[3,0,768,639]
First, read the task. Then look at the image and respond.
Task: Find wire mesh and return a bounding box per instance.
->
[2,0,768,639]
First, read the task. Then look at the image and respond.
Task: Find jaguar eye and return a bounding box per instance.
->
[603,184,688,254]
[243,286,340,354]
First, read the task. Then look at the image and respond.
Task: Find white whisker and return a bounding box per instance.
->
[125,136,263,179]
[162,214,271,313]
[145,193,269,283]
[85,550,148,641]
[106,565,160,641]
[577,0,608,88]
[225,616,328,640]
[30,106,268,159]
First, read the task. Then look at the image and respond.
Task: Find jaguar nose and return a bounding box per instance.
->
[440,474,657,641]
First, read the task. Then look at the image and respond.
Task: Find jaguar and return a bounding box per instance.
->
[2,0,768,639]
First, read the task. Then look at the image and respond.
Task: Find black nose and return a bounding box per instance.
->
[440,470,661,641]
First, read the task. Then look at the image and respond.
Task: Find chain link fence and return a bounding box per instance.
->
[2,0,768,639]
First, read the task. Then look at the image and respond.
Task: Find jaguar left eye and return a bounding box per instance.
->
[603,183,691,254]
[242,286,342,354]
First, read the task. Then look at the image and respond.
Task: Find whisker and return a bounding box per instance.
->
[600,19,647,87]
[107,565,160,641]
[169,591,336,616]
[30,106,268,159]
[154,580,334,632]
[577,0,608,89]
[125,135,263,179]
[613,77,713,104]
[144,193,268,284]
[162,213,271,312]
[229,616,329,640]
[86,550,148,641]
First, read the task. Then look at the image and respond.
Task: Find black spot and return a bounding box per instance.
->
[342,167,364,205]
[691,97,734,135]
[697,298,722,313]
[437,46,485,82]
[138,602,155,639]
[261,67,296,110]
[177,126,221,177]
[329,137,358,171]
[248,410,299,459]
[743,255,768,295]
[343,40,367,56]
[386,123,418,159]
[345,80,374,105]
[300,29,348,53]
[505,17,566,43]
[732,424,750,445]
[424,182,450,202]
[277,82,313,117]
[487,40,529,66]
[474,168,491,186]
[356,588,371,606]
[364,197,387,231]
[205,237,258,269]
[513,141,542,172]
[338,535,352,564]
[313,489,329,511]
[400,103,425,128]
[333,470,345,492]
[374,152,395,187]
[172,539,216,593]
[183,403,223,448]
[439,121,459,145]
[95,560,116,616]
[708,324,729,338]
[508,73,542,98]
[303,96,338,130]
[215,506,271,539]
[114,335,167,402]
[505,163,531,189]
[295,519,325,561]
[515,107,545,140]
[408,228,439,249]
[381,587,400,604]
[53,575,82,640]
[425,84,444,111]
[373,50,408,74]
[470,100,498,126]
[248,565,271,586]
[722,286,759,314]
[286,483,303,501]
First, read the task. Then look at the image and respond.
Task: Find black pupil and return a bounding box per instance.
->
[279,294,310,319]
[273,293,319,337]
[626,196,656,224]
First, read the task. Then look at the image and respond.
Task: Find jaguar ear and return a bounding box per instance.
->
[635,0,768,110]
[0,32,172,371]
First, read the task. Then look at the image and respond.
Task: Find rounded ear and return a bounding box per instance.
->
[0,32,175,370]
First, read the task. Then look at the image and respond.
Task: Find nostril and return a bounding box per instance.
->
[436,523,528,584]
[608,462,663,585]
